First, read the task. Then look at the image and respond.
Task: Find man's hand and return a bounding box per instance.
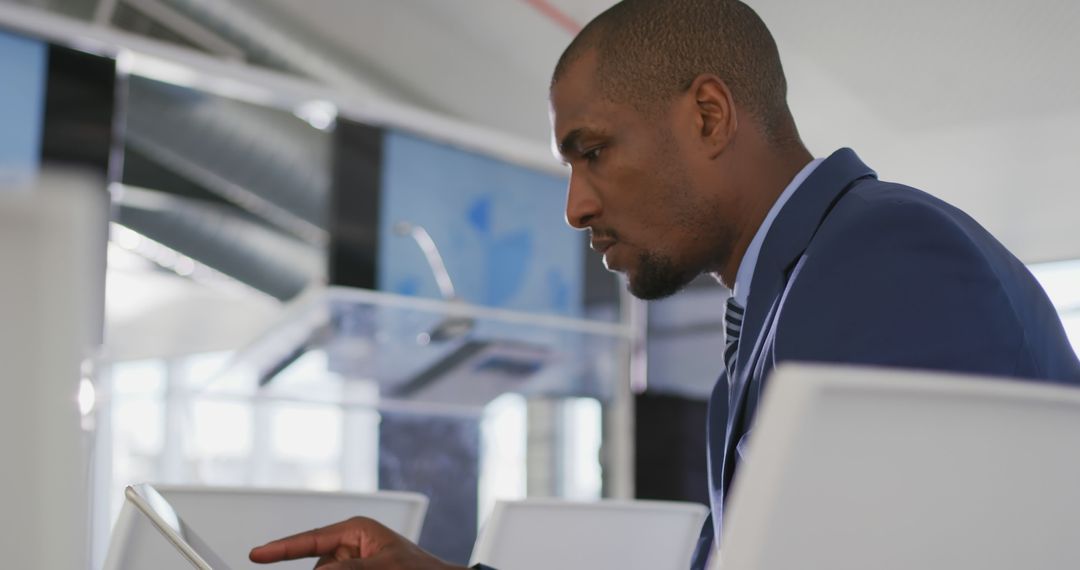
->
[249,516,467,569]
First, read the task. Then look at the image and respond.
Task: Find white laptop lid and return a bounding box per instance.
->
[721,363,1080,570]
[470,498,708,570]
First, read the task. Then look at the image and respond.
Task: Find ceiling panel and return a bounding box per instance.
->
[116,0,1080,262]
[250,0,587,143]
[754,0,1080,131]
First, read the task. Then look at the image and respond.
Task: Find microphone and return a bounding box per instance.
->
[393,221,474,344]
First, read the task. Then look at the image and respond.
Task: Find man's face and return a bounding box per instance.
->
[549,51,738,300]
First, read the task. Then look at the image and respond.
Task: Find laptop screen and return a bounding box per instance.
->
[128,484,234,569]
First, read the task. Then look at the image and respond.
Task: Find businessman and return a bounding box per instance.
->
[250,0,1080,568]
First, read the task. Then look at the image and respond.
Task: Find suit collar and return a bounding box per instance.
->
[715,148,877,548]
[737,147,877,372]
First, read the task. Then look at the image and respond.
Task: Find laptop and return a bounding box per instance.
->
[719,363,1080,570]
[123,484,233,569]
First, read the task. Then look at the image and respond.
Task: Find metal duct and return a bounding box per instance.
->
[126,76,331,244]
[115,185,322,300]
[12,0,97,20]
[151,0,387,100]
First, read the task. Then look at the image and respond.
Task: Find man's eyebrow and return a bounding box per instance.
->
[557,128,585,158]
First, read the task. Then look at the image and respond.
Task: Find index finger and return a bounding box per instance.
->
[249,520,360,564]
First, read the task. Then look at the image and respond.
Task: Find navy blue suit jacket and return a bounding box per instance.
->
[689,148,1080,569]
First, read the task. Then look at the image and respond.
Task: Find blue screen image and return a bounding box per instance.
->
[0,30,47,188]
[379,131,582,317]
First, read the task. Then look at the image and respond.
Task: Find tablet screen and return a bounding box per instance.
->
[127,484,233,569]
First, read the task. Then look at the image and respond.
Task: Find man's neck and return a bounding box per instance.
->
[713,146,814,288]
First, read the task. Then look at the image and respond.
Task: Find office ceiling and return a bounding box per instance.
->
[253,0,1080,142]
[7,0,1080,263]
[208,0,1080,263]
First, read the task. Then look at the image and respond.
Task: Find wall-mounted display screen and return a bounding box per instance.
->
[0,29,47,189]
[379,131,581,317]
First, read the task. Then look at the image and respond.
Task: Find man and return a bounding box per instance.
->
[250,1,1080,568]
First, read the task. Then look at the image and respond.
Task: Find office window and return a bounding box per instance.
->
[1030,260,1080,352]
[99,349,377,534]
[479,393,528,528]
[108,359,167,516]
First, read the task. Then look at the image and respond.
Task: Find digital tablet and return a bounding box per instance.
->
[124,484,233,569]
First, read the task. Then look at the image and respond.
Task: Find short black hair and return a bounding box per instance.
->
[553,0,796,145]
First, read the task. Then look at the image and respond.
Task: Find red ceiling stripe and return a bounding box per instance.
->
[522,0,583,35]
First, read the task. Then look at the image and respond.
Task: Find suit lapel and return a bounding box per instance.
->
[736,148,877,375]
[722,148,877,497]
[709,149,878,548]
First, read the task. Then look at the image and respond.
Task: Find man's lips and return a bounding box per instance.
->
[591,238,615,254]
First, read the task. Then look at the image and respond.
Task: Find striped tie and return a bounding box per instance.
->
[725,298,745,379]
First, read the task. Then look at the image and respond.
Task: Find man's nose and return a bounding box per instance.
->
[565,174,601,230]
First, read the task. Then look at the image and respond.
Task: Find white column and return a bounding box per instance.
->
[0,169,108,569]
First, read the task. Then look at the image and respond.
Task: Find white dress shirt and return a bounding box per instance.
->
[731,158,824,306]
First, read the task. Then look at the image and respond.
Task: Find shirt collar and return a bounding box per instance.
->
[731,158,824,306]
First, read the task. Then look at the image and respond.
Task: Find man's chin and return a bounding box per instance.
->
[625,273,691,301]
[611,250,696,300]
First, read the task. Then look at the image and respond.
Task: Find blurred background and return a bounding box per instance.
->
[0,0,1078,568]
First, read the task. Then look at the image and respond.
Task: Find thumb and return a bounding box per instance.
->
[317,550,399,569]
[316,558,371,569]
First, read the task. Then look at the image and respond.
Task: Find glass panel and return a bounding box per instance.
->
[198,287,629,412]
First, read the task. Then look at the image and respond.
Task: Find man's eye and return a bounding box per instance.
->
[583,147,604,162]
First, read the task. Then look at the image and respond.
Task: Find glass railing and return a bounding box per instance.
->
[195,286,634,412]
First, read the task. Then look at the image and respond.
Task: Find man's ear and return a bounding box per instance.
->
[689,74,738,159]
